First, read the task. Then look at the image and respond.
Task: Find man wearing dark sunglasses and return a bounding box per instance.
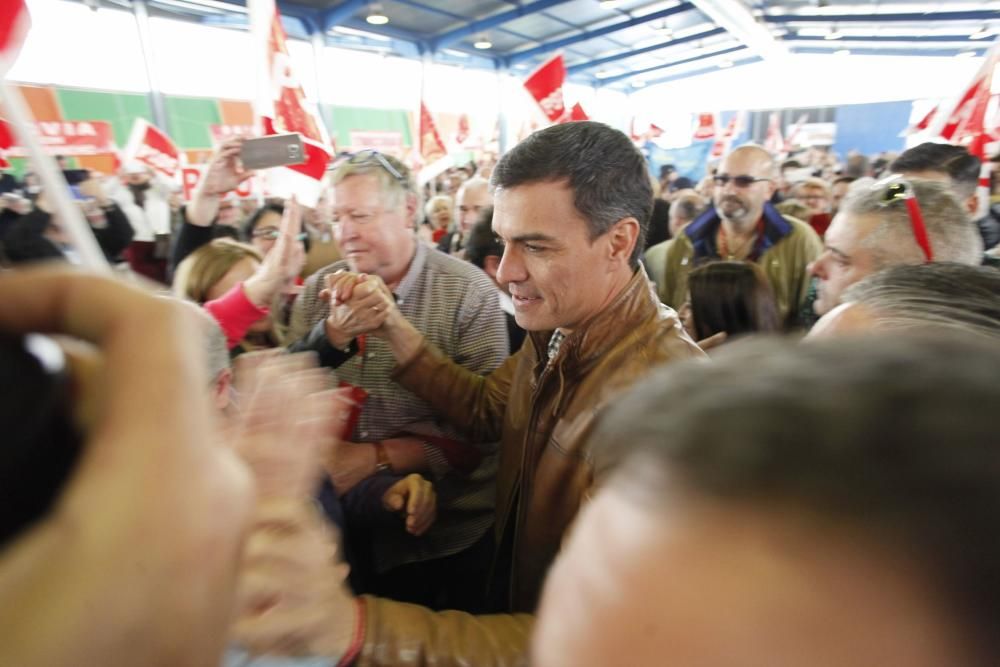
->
[658,145,823,329]
[808,177,983,318]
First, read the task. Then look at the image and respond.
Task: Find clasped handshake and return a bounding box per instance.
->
[321,270,400,349]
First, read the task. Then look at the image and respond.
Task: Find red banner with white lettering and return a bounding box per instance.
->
[124,118,180,178]
[3,120,115,157]
[524,54,567,124]
[251,0,331,206]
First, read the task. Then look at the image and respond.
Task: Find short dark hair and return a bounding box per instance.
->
[891,142,981,199]
[463,206,500,270]
[593,337,1000,661]
[242,203,310,253]
[832,176,856,187]
[491,121,653,267]
[686,261,780,340]
[842,262,1000,340]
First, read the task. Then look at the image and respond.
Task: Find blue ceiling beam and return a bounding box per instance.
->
[639,55,762,88]
[786,34,984,44]
[566,26,727,74]
[430,0,577,51]
[765,10,1000,24]
[505,2,697,66]
[320,0,372,31]
[598,44,746,85]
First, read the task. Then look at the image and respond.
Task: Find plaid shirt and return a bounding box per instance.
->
[290,242,509,571]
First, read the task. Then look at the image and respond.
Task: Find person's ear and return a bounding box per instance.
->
[606,218,640,267]
[483,255,500,281]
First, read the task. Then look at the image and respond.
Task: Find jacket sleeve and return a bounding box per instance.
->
[203,282,270,349]
[391,339,518,445]
[170,210,216,271]
[358,596,533,667]
[91,203,134,260]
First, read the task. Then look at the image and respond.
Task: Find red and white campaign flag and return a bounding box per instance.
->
[693,113,716,140]
[524,54,566,124]
[0,0,30,75]
[567,102,589,122]
[124,118,180,178]
[250,0,331,207]
[783,113,809,152]
[420,101,447,164]
[925,40,1000,151]
[0,117,14,169]
[711,114,740,158]
[763,112,784,155]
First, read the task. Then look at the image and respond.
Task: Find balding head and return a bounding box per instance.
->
[714,145,779,232]
[456,177,491,233]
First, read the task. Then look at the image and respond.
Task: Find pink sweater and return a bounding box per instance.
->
[203,282,269,349]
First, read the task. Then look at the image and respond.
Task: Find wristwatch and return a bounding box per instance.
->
[373,442,392,473]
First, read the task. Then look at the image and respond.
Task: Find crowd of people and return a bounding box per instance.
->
[2,119,1000,667]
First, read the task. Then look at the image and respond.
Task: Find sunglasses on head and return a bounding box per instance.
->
[870,175,934,263]
[713,174,772,188]
[331,149,407,186]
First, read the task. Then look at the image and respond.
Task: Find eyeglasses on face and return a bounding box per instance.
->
[251,228,307,241]
[871,175,934,262]
[713,174,772,188]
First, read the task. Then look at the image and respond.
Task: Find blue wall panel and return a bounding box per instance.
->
[832,100,912,156]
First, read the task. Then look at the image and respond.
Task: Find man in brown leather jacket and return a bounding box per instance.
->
[233,121,704,666]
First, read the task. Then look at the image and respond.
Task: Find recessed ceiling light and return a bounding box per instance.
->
[824,27,843,40]
[718,59,734,68]
[594,69,615,79]
[834,48,850,56]
[473,34,492,49]
[971,26,991,40]
[366,3,389,25]
[599,0,622,9]
[956,50,978,59]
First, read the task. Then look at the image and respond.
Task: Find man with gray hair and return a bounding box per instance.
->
[808,177,983,317]
[808,262,1000,341]
[437,176,491,256]
[288,150,509,610]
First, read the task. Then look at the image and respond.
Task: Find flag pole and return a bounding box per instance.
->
[0,82,110,273]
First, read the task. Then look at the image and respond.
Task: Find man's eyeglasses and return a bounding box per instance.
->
[713,174,772,188]
[251,228,307,242]
[332,149,407,186]
[871,175,934,262]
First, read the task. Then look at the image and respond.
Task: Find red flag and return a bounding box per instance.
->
[124,119,180,178]
[419,101,447,164]
[0,0,30,75]
[251,0,331,206]
[568,103,589,122]
[711,115,739,158]
[0,117,13,169]
[649,123,664,138]
[693,113,716,140]
[784,113,809,152]
[764,112,784,154]
[524,54,566,124]
[455,113,470,144]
